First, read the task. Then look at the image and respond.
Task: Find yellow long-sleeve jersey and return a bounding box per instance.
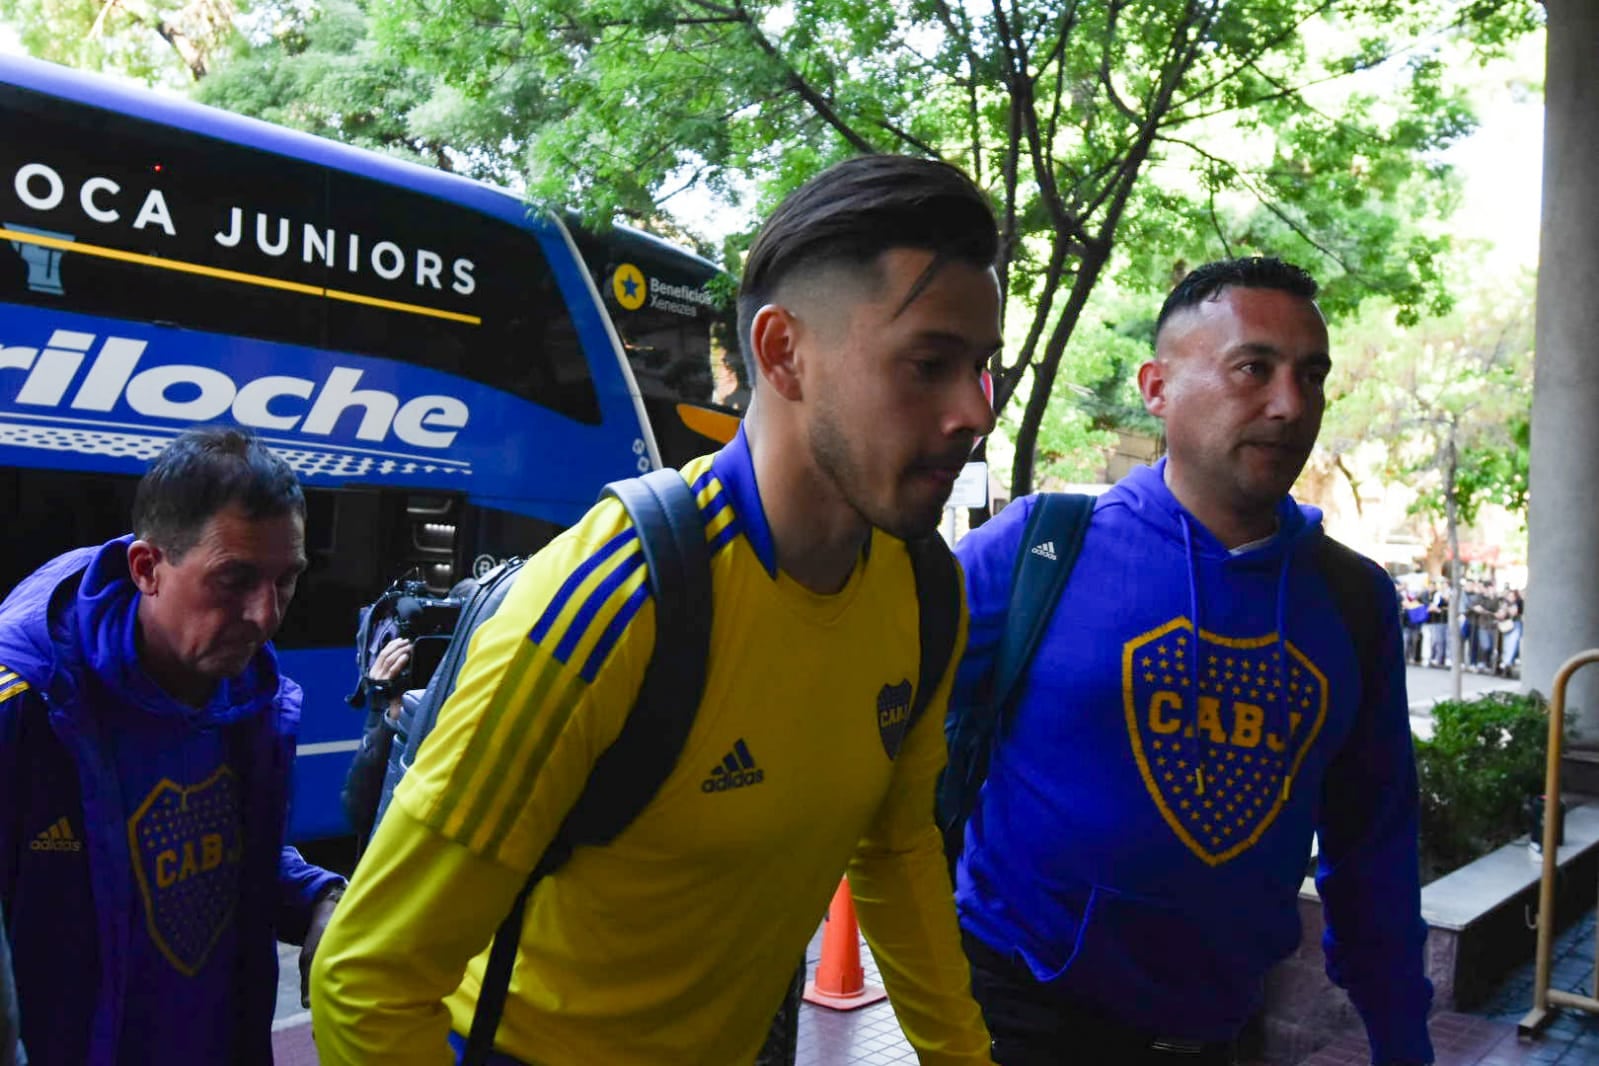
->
[311,429,992,1066]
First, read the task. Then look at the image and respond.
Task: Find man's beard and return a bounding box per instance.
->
[808,403,941,541]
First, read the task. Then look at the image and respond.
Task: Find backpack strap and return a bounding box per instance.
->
[1313,534,1380,693]
[463,467,711,1066]
[939,493,1094,862]
[991,494,1095,721]
[904,535,961,734]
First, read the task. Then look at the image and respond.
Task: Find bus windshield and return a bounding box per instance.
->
[573,221,746,467]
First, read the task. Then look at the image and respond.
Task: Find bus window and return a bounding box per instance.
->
[0,468,138,597]
[572,223,747,466]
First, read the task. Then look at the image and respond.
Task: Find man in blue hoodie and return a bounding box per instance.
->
[952,258,1432,1065]
[0,426,345,1065]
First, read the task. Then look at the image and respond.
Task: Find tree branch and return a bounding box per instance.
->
[867,115,947,161]
[994,0,1087,242]
[1334,454,1364,518]
[1155,132,1363,278]
[1097,0,1141,123]
[925,0,984,180]
[1042,0,1080,154]
[994,235,1072,412]
[1170,0,1337,110]
[726,0,877,154]
[1207,185,1234,258]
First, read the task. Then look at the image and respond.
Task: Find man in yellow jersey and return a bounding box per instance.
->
[310,154,1002,1065]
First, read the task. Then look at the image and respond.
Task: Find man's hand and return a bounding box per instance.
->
[300,884,346,1008]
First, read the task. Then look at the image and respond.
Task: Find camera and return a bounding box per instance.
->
[353,575,471,707]
[391,582,467,643]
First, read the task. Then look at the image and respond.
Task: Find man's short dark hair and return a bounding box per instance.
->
[133,426,305,559]
[736,154,999,378]
[1155,257,1319,341]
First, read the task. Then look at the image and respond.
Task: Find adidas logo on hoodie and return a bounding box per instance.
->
[30,816,83,852]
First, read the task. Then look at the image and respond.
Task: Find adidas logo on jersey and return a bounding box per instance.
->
[29,816,83,852]
[1030,540,1058,560]
[702,739,765,793]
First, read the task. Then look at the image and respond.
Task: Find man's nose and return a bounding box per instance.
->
[950,371,998,439]
[242,583,281,632]
[1265,369,1309,421]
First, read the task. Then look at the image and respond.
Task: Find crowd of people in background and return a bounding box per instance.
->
[1397,575,1524,678]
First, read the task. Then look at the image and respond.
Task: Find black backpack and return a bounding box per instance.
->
[368,468,962,1066]
[936,493,1381,874]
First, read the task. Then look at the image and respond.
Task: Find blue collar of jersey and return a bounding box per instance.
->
[710,423,780,578]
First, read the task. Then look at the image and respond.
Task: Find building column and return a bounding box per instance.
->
[1526,0,1599,738]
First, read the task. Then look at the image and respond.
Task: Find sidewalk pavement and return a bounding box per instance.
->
[273,911,1599,1064]
[1248,908,1599,1065]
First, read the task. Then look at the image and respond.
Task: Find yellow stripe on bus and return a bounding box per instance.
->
[675,402,740,445]
[0,226,483,327]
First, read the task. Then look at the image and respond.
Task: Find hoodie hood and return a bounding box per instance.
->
[0,535,285,729]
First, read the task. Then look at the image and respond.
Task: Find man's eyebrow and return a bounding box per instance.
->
[1229,341,1331,365]
[902,329,1004,356]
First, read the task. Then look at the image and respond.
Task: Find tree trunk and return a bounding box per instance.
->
[1446,428,1463,701]
[1008,246,1111,499]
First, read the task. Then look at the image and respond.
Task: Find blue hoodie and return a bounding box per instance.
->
[0,536,342,1066]
[953,461,1432,1064]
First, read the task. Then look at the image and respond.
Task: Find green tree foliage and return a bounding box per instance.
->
[1019,287,1157,487]
[362,0,1540,496]
[1321,278,1532,695]
[1455,410,1529,524]
[0,0,536,178]
[1,0,239,82]
[192,0,546,182]
[1325,279,1532,528]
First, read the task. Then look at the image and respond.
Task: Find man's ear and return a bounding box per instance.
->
[1137,358,1169,419]
[127,539,162,595]
[749,303,805,403]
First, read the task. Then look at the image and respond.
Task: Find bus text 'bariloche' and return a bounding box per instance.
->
[0,326,471,449]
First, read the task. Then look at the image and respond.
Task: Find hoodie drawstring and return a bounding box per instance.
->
[1274,549,1295,802]
[1181,512,1302,805]
[1179,515,1205,796]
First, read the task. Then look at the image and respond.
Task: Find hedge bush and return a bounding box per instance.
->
[1415,690,1552,884]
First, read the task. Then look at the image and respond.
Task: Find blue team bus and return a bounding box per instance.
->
[0,53,743,840]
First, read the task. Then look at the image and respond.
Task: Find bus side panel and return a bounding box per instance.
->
[281,646,365,841]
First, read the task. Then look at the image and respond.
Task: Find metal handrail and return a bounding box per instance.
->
[1518,649,1599,1036]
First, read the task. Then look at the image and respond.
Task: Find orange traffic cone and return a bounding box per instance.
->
[803,878,888,1011]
